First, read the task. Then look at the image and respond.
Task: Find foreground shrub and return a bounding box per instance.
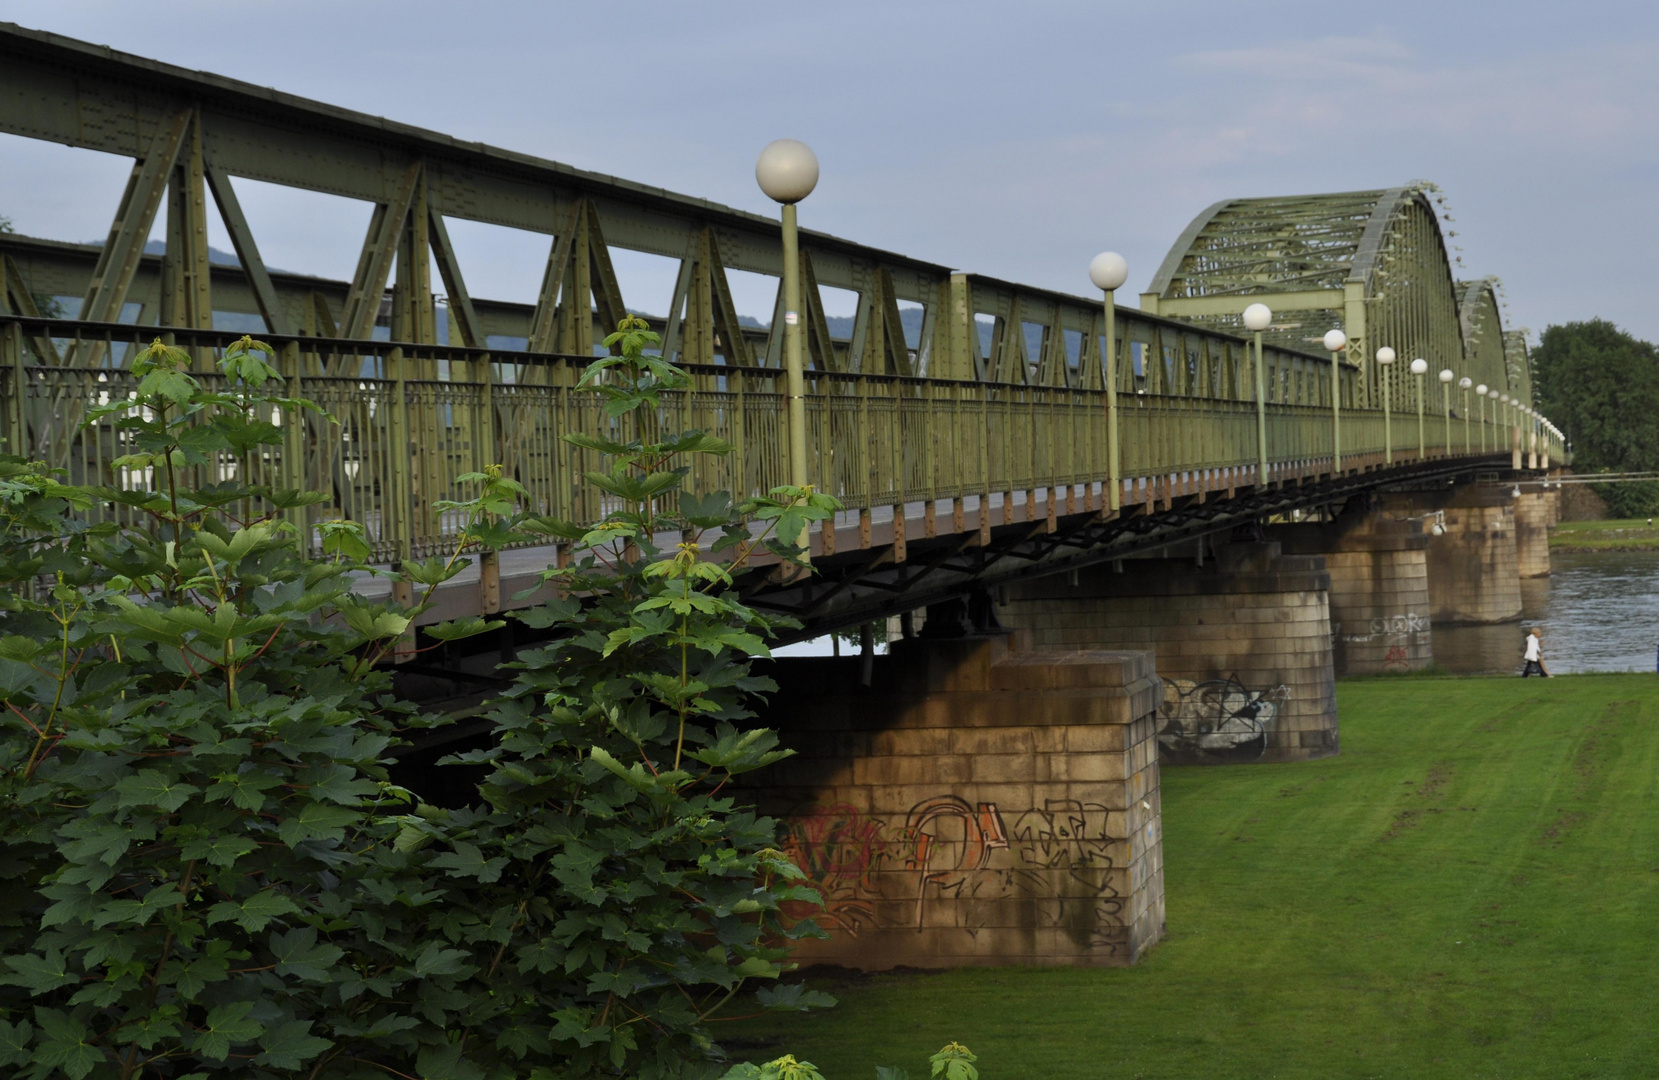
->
[393,317,841,1076]
[1,323,838,1079]
[0,338,479,1078]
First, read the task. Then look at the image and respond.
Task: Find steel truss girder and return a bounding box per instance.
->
[0,21,1354,396]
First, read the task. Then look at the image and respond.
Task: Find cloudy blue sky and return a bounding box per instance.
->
[3,0,1657,340]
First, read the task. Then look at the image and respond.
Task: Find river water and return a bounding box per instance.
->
[1434,551,1659,674]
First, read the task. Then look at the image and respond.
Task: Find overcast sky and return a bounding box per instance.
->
[3,0,1657,341]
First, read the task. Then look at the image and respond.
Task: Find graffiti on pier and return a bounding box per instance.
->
[1336,613,1428,644]
[781,796,1129,953]
[1334,612,1427,671]
[1158,676,1289,762]
[904,796,1010,928]
[778,803,892,936]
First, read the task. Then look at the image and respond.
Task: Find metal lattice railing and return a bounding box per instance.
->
[0,317,1565,563]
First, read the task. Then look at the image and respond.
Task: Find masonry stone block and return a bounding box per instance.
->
[749,636,1165,968]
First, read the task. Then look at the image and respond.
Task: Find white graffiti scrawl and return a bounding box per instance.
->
[1157,676,1289,762]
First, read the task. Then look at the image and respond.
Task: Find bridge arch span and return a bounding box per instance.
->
[1141,186,1523,411]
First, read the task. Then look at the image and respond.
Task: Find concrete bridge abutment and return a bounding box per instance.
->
[752,635,1166,968]
[996,541,1338,764]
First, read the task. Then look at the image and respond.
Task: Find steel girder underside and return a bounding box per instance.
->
[737,457,1521,643]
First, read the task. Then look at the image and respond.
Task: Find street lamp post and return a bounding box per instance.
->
[1244,303,1273,486]
[1410,358,1428,459]
[1439,369,1454,457]
[1376,347,1397,464]
[1459,377,1472,454]
[1501,394,1514,468]
[756,138,820,560]
[1475,384,1488,451]
[1490,389,1503,458]
[1324,328,1347,473]
[1089,252,1129,512]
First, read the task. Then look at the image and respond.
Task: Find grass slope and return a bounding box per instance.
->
[1551,519,1659,551]
[729,675,1659,1079]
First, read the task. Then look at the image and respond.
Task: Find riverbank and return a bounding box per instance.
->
[729,675,1659,1077]
[1550,518,1659,551]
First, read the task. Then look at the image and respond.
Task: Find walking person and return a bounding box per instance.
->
[1521,627,1549,677]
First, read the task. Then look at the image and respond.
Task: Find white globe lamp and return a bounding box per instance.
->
[1088,252,1129,292]
[755,139,820,205]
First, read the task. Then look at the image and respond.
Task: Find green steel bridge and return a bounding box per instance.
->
[0,24,1564,640]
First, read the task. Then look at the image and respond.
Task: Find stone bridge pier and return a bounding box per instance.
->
[1382,487,1522,623]
[996,539,1338,764]
[1514,489,1557,579]
[1272,508,1433,676]
[751,635,1166,968]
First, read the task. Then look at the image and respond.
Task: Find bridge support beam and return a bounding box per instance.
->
[998,541,1338,764]
[1273,509,1433,676]
[1382,488,1521,623]
[753,636,1166,967]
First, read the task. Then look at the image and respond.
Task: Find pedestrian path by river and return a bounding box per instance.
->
[1434,550,1659,674]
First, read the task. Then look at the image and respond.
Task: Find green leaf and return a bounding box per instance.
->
[928,1043,979,1080]
[417,1042,486,1080]
[430,841,508,883]
[136,367,198,407]
[189,1001,264,1061]
[0,634,44,662]
[270,928,344,982]
[562,431,634,456]
[114,771,200,812]
[277,803,360,846]
[33,1009,101,1080]
[425,616,506,643]
[412,942,474,978]
[0,1019,33,1068]
[2,949,76,993]
[206,890,300,932]
[680,489,735,528]
[252,1020,333,1070]
[178,833,257,868]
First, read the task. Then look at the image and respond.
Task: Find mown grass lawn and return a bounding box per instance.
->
[1551,518,1659,551]
[726,675,1659,1079]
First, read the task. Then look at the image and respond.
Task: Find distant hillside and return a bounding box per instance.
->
[736,307,932,347]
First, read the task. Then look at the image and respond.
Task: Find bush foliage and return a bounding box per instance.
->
[0,323,838,1079]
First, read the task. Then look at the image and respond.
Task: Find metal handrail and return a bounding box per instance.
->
[0,316,1567,563]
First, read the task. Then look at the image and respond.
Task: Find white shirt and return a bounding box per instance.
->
[1524,636,1541,662]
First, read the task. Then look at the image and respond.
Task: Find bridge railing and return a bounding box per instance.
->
[0,317,1562,562]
